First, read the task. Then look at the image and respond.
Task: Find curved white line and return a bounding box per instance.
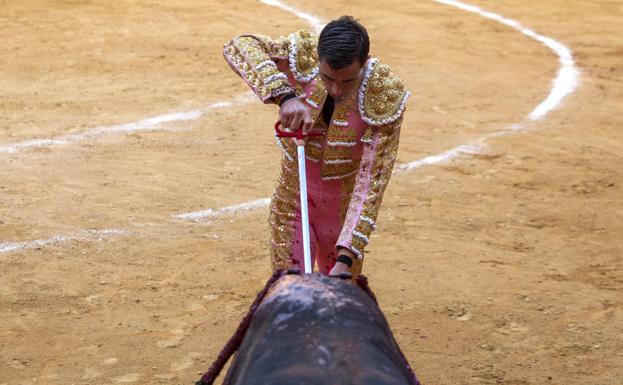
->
[433,0,579,121]
[0,93,255,154]
[4,1,581,251]
[258,0,324,32]
[396,142,485,172]
[0,229,129,255]
[396,0,580,171]
[177,0,580,220]
[174,198,271,222]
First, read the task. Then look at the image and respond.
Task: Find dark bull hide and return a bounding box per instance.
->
[202,272,419,385]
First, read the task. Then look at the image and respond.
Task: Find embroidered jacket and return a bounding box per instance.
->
[223,30,410,258]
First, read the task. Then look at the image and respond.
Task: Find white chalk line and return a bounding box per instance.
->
[173,0,323,224]
[174,0,580,222]
[172,198,272,223]
[259,0,325,33]
[0,229,129,255]
[1,3,319,155]
[0,2,311,252]
[394,0,579,171]
[2,0,580,250]
[0,93,255,154]
[433,0,579,122]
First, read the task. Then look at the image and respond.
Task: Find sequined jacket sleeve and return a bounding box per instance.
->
[223,34,294,102]
[336,116,403,258]
[223,31,320,103]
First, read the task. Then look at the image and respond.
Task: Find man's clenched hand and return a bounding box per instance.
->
[279,97,313,145]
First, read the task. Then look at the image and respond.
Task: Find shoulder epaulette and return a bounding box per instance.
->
[288,30,319,83]
[358,58,410,126]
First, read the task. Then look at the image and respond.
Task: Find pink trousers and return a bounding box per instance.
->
[291,158,346,274]
[269,157,356,275]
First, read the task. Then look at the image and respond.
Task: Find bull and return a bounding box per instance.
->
[196,270,420,385]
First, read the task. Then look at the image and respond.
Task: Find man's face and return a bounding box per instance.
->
[318,59,367,101]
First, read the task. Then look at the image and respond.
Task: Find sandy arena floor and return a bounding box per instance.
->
[1,0,622,384]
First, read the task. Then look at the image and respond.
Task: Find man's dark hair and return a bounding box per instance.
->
[318,16,370,70]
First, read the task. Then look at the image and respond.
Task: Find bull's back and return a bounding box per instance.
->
[223,273,417,385]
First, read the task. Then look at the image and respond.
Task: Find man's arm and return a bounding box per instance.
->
[335,116,403,260]
[223,32,319,133]
[223,34,294,103]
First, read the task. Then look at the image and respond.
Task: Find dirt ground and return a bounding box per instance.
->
[1,0,622,384]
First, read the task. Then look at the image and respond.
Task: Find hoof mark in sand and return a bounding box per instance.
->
[102,357,119,366]
[82,367,104,380]
[112,373,140,383]
[157,328,185,349]
[171,352,202,372]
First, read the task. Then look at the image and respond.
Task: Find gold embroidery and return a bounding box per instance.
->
[306,79,326,109]
[339,176,357,219]
[304,81,327,159]
[323,147,353,161]
[360,127,373,143]
[269,162,300,270]
[360,60,409,126]
[352,119,402,248]
[269,35,290,57]
[224,35,293,101]
[321,90,361,179]
[326,127,356,144]
[350,237,367,255]
[355,221,374,235]
[305,118,326,162]
[289,30,319,82]
[278,137,297,161]
[321,162,360,180]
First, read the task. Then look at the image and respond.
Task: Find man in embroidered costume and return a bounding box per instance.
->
[223,16,409,277]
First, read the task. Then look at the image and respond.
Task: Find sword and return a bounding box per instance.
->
[274,121,323,274]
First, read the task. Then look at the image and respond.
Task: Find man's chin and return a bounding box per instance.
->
[329,94,343,102]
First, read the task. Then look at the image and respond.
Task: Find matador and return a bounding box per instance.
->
[223,16,410,276]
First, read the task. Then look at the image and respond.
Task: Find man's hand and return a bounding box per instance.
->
[329,261,351,277]
[279,97,313,145]
[329,248,356,276]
